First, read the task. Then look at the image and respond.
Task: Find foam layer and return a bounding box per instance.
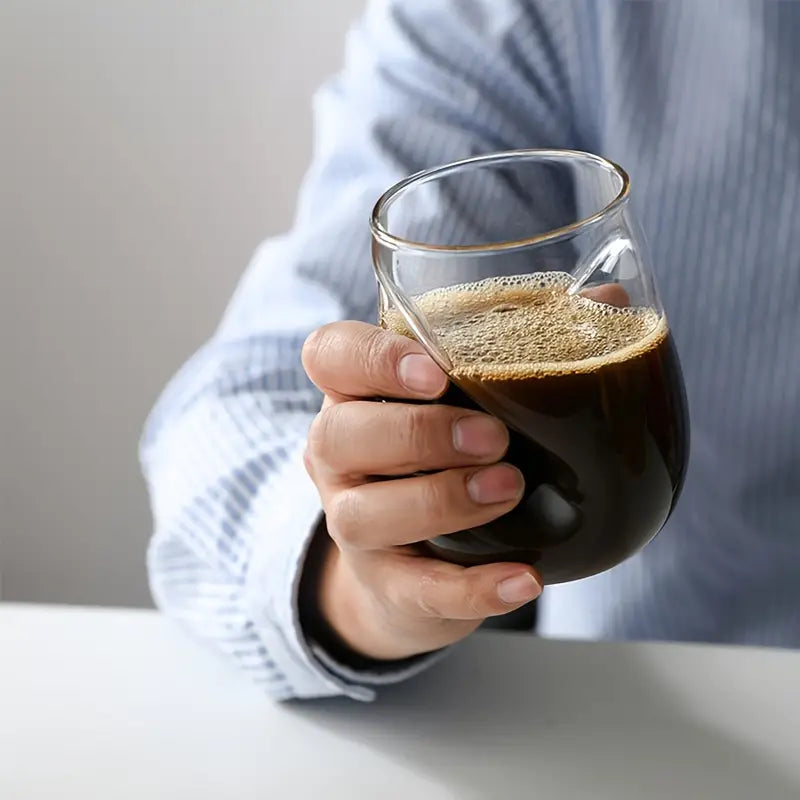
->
[383,272,667,379]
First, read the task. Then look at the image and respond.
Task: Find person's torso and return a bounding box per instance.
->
[534,0,800,646]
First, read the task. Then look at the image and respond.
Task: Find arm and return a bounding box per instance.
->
[142,0,579,701]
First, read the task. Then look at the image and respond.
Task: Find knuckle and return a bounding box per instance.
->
[416,473,453,527]
[306,407,333,463]
[463,576,493,618]
[325,489,367,549]
[416,569,446,618]
[307,403,352,468]
[360,327,408,390]
[361,328,394,380]
[302,446,316,480]
[402,405,438,459]
[300,325,330,376]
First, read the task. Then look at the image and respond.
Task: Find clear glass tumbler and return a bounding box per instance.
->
[371,149,689,584]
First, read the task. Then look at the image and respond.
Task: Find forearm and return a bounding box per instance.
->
[142,0,578,699]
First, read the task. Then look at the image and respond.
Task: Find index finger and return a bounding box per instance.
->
[302,321,448,402]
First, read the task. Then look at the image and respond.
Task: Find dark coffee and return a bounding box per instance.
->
[383,273,688,584]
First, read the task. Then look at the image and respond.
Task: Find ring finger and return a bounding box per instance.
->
[325,463,524,550]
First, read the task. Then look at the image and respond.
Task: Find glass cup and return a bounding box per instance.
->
[370,149,689,584]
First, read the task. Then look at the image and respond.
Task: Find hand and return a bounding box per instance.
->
[301,321,542,662]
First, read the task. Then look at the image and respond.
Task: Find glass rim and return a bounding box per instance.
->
[370,148,631,255]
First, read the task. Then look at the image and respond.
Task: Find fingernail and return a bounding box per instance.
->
[453,415,508,458]
[398,353,447,396]
[497,573,541,605]
[466,463,523,504]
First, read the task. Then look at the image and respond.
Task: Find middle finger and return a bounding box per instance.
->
[309,400,509,480]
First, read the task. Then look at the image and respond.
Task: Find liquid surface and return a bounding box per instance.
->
[383,273,688,584]
[389,272,666,377]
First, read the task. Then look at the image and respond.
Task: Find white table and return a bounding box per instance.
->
[1,604,799,799]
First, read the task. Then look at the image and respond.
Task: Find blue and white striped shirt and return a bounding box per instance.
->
[141,0,800,700]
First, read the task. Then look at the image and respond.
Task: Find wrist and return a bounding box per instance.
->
[317,537,396,661]
[299,519,404,666]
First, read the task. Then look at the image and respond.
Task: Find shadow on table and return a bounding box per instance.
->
[292,633,800,800]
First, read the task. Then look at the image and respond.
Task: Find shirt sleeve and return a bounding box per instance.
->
[141,0,580,701]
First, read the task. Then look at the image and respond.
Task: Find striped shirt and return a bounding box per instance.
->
[141,0,800,700]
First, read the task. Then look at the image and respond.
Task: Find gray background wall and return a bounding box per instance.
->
[1,0,365,606]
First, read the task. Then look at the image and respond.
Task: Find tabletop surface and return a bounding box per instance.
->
[1,603,799,799]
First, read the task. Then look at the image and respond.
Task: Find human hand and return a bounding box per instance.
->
[301,321,542,661]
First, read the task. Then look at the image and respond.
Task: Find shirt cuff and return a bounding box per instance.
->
[245,443,444,700]
[309,640,450,689]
